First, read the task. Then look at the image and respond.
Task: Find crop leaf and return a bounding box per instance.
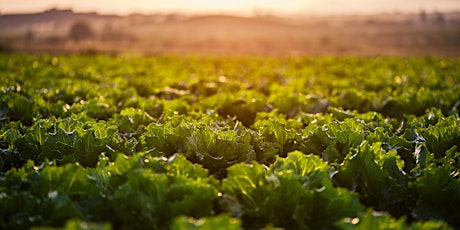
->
[410,166,460,227]
[336,209,452,230]
[222,151,363,229]
[334,141,413,218]
[171,215,241,230]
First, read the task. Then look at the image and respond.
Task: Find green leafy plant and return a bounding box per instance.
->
[1,54,460,229]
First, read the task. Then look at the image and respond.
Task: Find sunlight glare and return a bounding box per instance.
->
[1,0,460,15]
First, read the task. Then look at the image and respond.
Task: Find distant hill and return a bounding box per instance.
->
[0,9,188,29]
[1,9,459,56]
[1,9,108,28]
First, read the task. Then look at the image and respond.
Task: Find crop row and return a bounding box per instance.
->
[0,54,459,229]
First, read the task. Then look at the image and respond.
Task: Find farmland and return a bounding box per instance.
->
[1,54,460,229]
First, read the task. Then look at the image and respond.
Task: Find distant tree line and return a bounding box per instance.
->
[68,21,135,42]
[69,21,95,41]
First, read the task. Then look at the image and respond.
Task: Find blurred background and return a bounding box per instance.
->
[1,0,459,55]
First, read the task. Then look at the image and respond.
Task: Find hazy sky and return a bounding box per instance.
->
[1,0,460,15]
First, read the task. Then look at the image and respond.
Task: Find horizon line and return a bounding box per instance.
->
[2,6,460,18]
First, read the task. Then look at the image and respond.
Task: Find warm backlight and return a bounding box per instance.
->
[2,0,460,15]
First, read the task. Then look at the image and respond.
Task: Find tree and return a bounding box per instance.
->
[25,29,34,42]
[419,8,427,23]
[69,21,95,41]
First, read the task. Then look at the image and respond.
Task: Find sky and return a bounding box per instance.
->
[1,0,460,16]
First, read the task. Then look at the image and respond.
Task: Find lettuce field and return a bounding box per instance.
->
[1,54,460,229]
